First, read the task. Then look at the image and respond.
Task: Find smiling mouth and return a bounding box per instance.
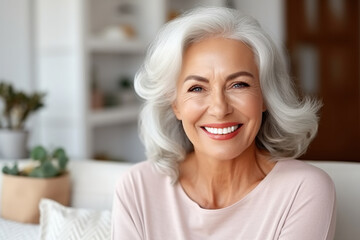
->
[202,124,242,135]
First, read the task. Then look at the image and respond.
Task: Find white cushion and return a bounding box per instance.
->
[0,217,39,240]
[39,198,111,240]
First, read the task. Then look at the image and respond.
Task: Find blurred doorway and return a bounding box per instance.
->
[286,0,360,161]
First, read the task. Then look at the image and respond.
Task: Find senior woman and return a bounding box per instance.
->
[112,7,336,240]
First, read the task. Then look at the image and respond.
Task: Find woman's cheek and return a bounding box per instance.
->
[229,92,264,115]
[182,94,207,110]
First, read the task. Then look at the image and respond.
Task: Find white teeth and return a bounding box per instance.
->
[204,125,239,135]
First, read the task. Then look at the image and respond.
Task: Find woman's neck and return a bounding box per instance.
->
[179,146,275,209]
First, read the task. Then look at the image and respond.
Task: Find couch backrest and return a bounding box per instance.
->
[73,160,359,240]
[309,161,360,240]
[1,159,358,240]
[68,160,134,210]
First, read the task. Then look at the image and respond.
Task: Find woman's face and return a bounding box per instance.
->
[172,37,265,160]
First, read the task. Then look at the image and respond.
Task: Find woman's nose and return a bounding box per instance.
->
[207,89,233,119]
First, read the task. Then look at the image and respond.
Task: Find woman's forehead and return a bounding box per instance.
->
[181,37,258,76]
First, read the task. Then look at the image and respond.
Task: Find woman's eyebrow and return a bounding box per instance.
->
[184,75,209,82]
[226,71,254,81]
[184,71,254,83]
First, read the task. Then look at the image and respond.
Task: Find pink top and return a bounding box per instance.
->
[111,159,336,240]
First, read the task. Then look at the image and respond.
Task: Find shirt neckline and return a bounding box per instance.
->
[175,159,282,214]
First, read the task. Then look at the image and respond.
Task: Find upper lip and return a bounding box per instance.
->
[201,122,241,128]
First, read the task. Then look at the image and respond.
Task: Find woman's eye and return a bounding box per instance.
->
[188,86,203,92]
[232,82,249,89]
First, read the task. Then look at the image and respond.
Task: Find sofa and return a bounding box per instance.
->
[0,160,133,239]
[0,159,359,240]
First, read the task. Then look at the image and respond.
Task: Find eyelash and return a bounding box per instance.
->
[231,82,249,89]
[188,86,204,92]
[187,82,249,92]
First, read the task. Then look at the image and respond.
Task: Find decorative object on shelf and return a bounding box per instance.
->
[0,81,45,159]
[93,152,112,161]
[103,92,119,108]
[1,145,70,224]
[96,2,137,42]
[93,152,127,162]
[99,24,136,41]
[117,1,136,15]
[117,76,137,104]
[91,66,104,110]
[167,10,181,21]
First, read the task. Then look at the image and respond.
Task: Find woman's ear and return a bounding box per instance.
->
[262,100,267,112]
[172,102,182,120]
[262,103,267,112]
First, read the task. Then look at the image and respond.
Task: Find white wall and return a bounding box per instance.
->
[0,0,34,91]
[35,0,88,158]
[0,0,41,148]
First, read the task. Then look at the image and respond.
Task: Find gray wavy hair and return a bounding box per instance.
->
[134,7,321,182]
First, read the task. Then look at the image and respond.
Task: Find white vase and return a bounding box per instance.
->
[0,129,29,159]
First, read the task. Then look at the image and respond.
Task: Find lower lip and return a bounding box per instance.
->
[202,125,242,140]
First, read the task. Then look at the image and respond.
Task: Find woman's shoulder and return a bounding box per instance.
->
[115,160,169,192]
[121,160,153,177]
[274,158,335,191]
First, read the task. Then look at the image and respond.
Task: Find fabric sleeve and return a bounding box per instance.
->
[278,169,336,240]
[111,176,143,240]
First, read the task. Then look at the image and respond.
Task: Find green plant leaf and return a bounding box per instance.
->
[0,81,45,130]
[2,163,19,175]
[58,156,69,171]
[29,161,59,178]
[30,146,47,163]
[28,167,42,178]
[53,148,69,171]
[52,148,66,159]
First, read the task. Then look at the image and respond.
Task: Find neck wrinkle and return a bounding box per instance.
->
[183,147,270,209]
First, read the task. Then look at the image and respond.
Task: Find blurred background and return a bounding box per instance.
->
[0,0,358,163]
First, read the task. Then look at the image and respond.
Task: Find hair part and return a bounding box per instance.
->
[134,7,321,183]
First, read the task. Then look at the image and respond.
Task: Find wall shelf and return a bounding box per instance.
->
[89,104,141,127]
[87,38,146,54]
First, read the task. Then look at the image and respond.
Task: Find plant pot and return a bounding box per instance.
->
[0,172,71,223]
[0,129,29,159]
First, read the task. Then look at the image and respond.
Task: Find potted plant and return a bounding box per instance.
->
[1,145,71,223]
[0,81,45,159]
